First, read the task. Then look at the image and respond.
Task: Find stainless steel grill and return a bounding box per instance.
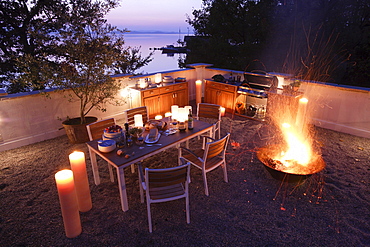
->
[235,72,278,120]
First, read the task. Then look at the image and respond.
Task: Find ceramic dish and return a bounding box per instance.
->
[144,133,161,144]
[98,139,116,153]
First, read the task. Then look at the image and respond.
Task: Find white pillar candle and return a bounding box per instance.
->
[220,107,226,117]
[164,112,172,118]
[134,114,143,127]
[178,107,187,122]
[171,105,179,120]
[55,169,82,238]
[195,80,202,104]
[69,151,92,212]
[184,105,192,113]
[155,115,162,120]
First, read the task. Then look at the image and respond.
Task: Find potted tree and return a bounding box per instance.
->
[37,1,150,143]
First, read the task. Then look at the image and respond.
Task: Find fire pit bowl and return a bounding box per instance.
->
[257,145,326,183]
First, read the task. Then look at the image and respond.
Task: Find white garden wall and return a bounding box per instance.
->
[0,64,369,152]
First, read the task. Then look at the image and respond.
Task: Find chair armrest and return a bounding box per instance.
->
[137,163,147,190]
[179,147,204,162]
[202,135,215,142]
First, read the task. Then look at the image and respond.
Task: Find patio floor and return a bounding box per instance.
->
[0,116,369,246]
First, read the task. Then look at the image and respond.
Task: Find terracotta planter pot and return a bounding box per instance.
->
[62,117,98,144]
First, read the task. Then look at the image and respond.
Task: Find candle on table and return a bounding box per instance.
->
[171,105,179,120]
[55,169,82,238]
[164,112,172,118]
[184,105,192,113]
[155,115,163,120]
[220,107,226,117]
[69,151,92,212]
[178,107,187,122]
[134,114,143,127]
[195,80,202,104]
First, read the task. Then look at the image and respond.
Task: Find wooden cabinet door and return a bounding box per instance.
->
[219,90,235,110]
[205,87,219,105]
[143,95,160,119]
[173,89,188,107]
[159,92,174,116]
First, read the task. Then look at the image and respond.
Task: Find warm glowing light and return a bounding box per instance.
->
[55,169,82,238]
[155,73,162,83]
[195,80,202,104]
[139,79,146,89]
[171,105,179,120]
[282,123,291,128]
[165,112,172,118]
[69,151,92,212]
[220,107,226,116]
[177,107,187,122]
[119,87,130,98]
[155,115,162,120]
[184,105,192,113]
[134,114,143,127]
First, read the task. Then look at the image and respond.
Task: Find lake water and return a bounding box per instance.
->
[124,33,187,74]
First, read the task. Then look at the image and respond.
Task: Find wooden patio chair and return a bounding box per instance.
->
[124,106,149,126]
[86,118,117,182]
[196,103,222,139]
[138,158,191,233]
[178,133,230,196]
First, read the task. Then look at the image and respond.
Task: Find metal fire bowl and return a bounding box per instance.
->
[257,145,326,182]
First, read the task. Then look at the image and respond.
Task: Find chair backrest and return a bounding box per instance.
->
[86,118,116,141]
[146,163,190,189]
[197,103,221,120]
[204,133,230,160]
[124,106,149,126]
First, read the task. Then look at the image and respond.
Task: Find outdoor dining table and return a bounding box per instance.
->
[86,119,213,212]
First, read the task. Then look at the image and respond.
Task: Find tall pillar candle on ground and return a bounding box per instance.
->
[55,169,82,238]
[69,151,92,212]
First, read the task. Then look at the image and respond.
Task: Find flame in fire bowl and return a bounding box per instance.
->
[257,144,326,182]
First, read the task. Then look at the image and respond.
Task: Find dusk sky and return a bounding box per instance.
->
[106,0,202,33]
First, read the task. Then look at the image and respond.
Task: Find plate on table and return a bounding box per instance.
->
[144,133,161,144]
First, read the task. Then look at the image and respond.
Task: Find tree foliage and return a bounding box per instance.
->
[0,0,152,94]
[186,0,370,87]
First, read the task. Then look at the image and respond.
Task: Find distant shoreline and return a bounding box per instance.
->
[126,30,195,35]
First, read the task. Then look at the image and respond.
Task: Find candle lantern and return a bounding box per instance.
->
[184,105,192,113]
[139,78,146,89]
[195,80,202,104]
[55,169,82,238]
[171,105,179,120]
[134,114,143,127]
[155,73,162,84]
[69,151,92,212]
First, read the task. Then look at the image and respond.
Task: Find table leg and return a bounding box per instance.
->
[117,167,129,211]
[108,165,114,182]
[88,147,100,185]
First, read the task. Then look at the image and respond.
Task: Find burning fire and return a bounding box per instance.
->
[272,122,314,173]
[265,97,323,174]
